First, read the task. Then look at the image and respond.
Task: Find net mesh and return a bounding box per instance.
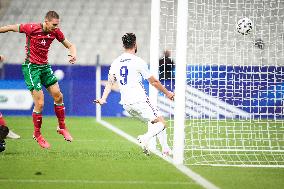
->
[158,0,284,166]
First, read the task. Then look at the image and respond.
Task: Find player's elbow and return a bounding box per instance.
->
[105,82,113,91]
[68,43,76,50]
[0,25,18,33]
[65,43,72,50]
[70,43,76,49]
[148,76,159,86]
[63,39,76,50]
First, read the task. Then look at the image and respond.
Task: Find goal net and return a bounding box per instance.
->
[156,0,284,167]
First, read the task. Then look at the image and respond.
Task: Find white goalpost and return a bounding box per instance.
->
[172,0,188,165]
[153,0,284,167]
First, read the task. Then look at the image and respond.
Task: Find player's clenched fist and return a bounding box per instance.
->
[0,55,5,62]
[68,54,76,64]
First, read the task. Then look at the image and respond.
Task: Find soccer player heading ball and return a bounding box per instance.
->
[95,33,175,156]
[0,11,77,149]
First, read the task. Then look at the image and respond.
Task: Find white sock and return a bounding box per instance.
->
[147,122,157,150]
[144,122,165,142]
[157,128,170,151]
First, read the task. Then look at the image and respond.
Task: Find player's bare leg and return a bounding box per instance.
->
[47,83,73,142]
[31,90,50,148]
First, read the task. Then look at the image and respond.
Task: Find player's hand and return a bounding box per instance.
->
[94,98,106,105]
[0,55,5,62]
[68,54,76,64]
[166,92,175,101]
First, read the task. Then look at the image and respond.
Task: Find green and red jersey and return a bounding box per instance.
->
[19,23,65,65]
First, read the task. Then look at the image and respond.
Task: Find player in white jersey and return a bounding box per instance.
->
[95,33,174,155]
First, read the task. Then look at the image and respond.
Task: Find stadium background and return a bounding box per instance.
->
[0,0,283,188]
[0,0,153,116]
[1,0,282,119]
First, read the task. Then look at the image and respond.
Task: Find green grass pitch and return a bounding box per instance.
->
[0,116,283,189]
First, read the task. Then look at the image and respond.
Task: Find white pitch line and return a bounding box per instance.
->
[15,138,127,142]
[0,179,194,185]
[97,119,219,189]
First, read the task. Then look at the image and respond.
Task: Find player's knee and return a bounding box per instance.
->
[152,117,166,126]
[54,92,63,103]
[151,119,167,128]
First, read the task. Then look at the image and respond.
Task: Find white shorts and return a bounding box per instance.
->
[123,101,161,123]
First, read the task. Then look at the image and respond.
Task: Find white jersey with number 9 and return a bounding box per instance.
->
[109,52,152,105]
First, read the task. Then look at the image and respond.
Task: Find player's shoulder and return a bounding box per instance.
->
[112,53,129,64]
[20,22,40,28]
[30,23,41,27]
[109,55,121,70]
[19,23,41,33]
[133,54,147,66]
[124,53,146,65]
[111,54,123,65]
[111,53,146,66]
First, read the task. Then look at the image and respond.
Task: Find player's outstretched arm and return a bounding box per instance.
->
[148,76,175,100]
[94,74,116,105]
[62,39,77,64]
[0,24,19,33]
[94,82,112,105]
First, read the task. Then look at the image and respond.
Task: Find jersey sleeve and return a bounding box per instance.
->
[109,63,114,75]
[19,23,33,35]
[138,59,152,79]
[108,63,117,79]
[108,64,117,82]
[55,29,65,42]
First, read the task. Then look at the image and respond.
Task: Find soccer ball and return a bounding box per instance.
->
[54,69,65,80]
[236,17,253,35]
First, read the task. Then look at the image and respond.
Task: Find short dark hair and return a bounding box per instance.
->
[122,33,136,49]
[45,11,59,21]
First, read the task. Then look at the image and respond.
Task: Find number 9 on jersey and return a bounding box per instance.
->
[120,66,128,85]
